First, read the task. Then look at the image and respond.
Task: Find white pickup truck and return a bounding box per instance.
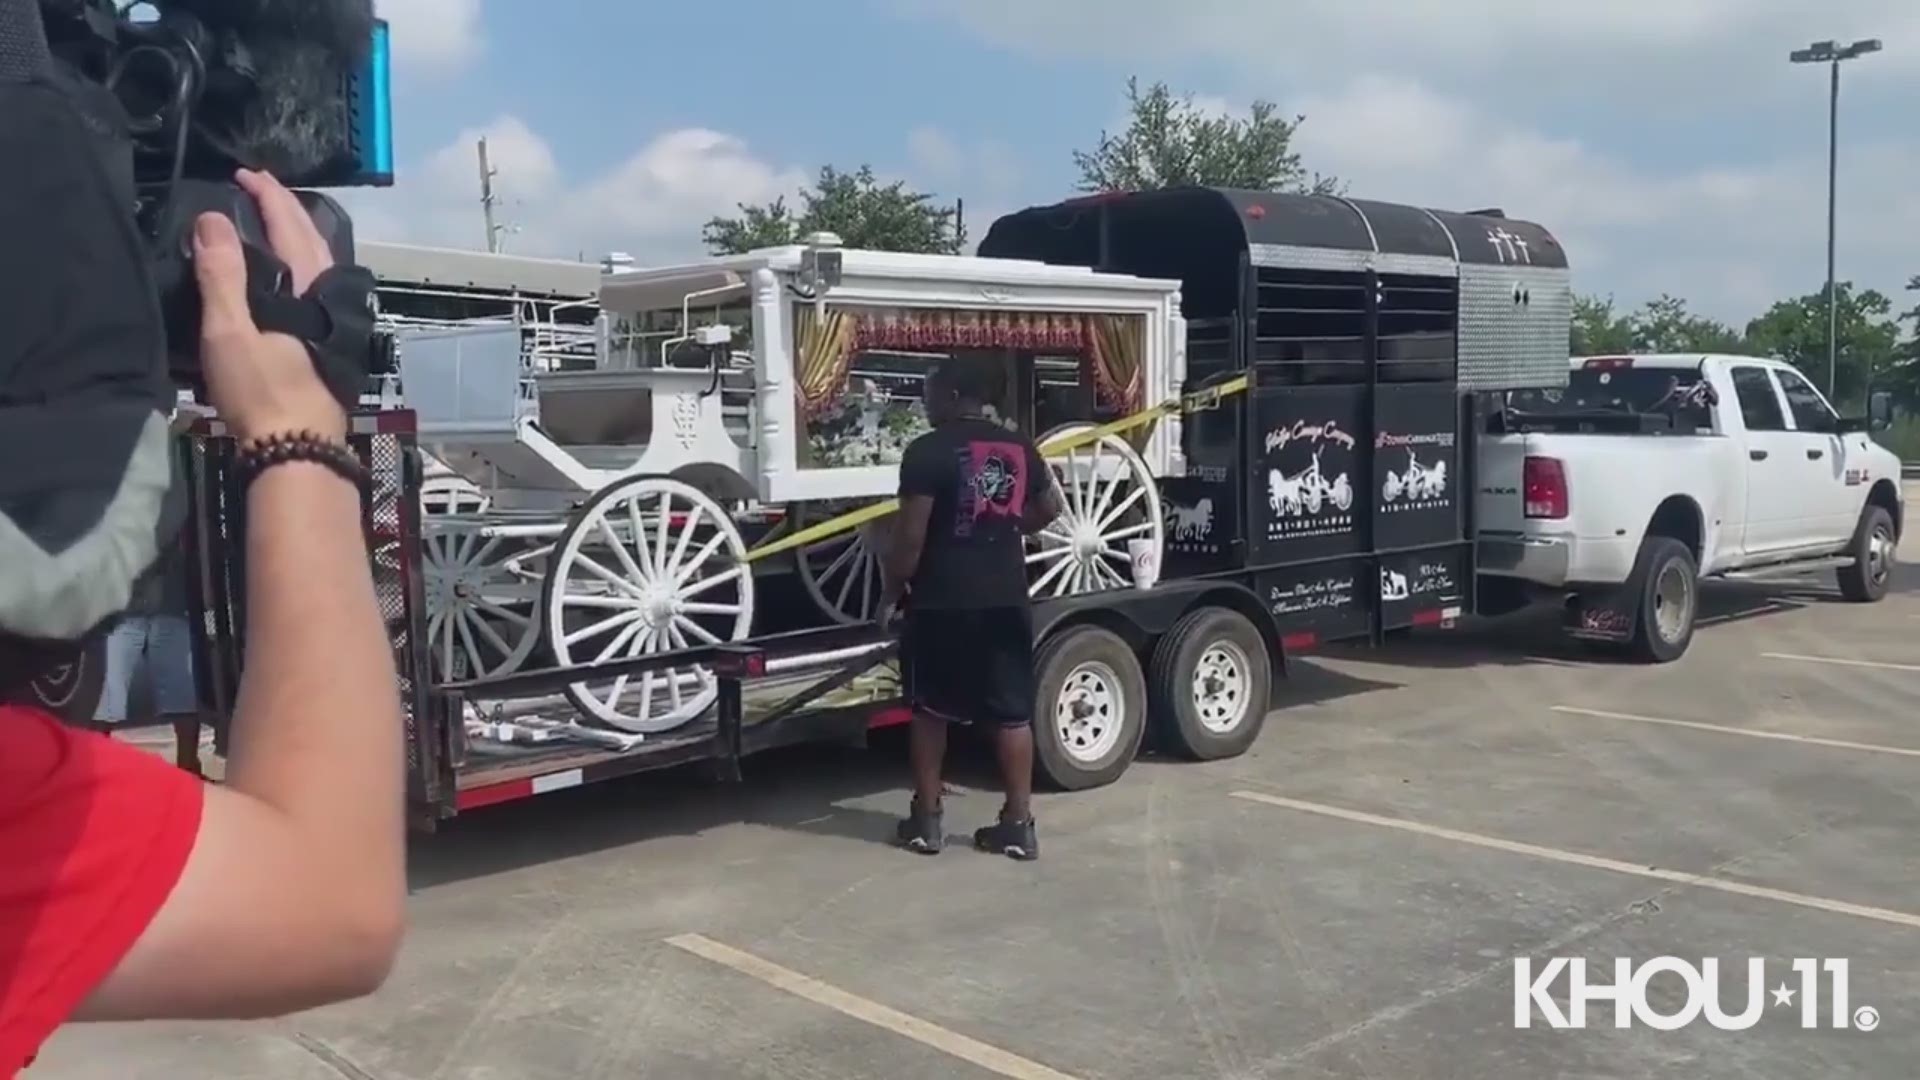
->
[1475,353,1903,661]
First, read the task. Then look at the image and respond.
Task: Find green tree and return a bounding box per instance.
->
[1571,293,1741,356]
[1071,77,1340,194]
[1630,294,1745,355]
[1570,294,1637,355]
[702,165,966,256]
[1741,282,1901,409]
[1889,274,1920,412]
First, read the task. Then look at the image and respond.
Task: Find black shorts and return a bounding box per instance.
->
[901,605,1035,728]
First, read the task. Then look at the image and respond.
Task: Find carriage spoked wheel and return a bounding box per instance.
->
[793,501,890,625]
[543,475,756,733]
[421,475,490,517]
[422,522,545,683]
[1027,424,1165,598]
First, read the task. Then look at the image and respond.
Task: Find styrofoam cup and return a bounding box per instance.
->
[1127,539,1160,590]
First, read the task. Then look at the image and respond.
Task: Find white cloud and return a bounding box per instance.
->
[1290,76,1919,323]
[339,117,806,265]
[899,0,1919,104]
[902,126,1024,252]
[375,0,485,77]
[900,0,1920,323]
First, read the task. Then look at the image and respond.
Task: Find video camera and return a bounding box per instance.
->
[34,0,396,404]
[0,0,397,682]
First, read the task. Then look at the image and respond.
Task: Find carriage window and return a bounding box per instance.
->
[792,304,1148,469]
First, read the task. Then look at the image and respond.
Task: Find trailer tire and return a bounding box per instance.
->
[1836,504,1895,603]
[1150,607,1270,761]
[1627,536,1697,664]
[1031,625,1147,791]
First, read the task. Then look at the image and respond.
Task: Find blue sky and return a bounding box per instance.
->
[350,0,1920,328]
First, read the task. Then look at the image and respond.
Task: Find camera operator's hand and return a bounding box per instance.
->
[191,169,347,442]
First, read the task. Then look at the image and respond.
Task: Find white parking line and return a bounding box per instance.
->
[1230,791,1920,931]
[666,933,1080,1080]
[1550,705,1920,759]
[1762,652,1920,673]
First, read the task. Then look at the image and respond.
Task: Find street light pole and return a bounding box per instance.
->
[1825,58,1838,400]
[1791,38,1881,401]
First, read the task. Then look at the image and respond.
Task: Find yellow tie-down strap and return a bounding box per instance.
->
[741,374,1251,564]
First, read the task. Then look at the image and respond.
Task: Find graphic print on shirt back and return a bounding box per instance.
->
[954,439,1028,537]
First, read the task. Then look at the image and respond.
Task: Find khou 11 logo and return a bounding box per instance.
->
[1514,958,1880,1032]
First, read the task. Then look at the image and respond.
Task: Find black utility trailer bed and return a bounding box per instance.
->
[155,187,1575,819]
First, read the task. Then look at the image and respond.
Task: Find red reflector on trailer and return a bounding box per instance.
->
[1280,631,1317,651]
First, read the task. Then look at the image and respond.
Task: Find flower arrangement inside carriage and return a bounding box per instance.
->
[790,303,1167,626]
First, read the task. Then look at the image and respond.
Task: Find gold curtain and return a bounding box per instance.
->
[1087,314,1152,448]
[793,305,859,415]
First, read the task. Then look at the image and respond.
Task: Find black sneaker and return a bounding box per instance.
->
[973,817,1038,861]
[895,801,943,854]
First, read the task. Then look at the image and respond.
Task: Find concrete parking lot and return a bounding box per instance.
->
[42,508,1920,1079]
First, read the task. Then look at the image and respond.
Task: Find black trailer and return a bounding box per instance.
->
[104,188,1576,822]
[982,186,1572,652]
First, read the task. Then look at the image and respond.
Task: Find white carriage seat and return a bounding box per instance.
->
[531,366,755,482]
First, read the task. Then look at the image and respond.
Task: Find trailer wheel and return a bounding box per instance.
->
[1150,607,1270,761]
[1031,625,1147,791]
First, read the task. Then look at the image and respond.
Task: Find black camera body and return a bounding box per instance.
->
[35,0,395,397]
[0,0,398,680]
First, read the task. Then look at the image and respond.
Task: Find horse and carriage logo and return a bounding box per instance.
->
[1381,449,1449,506]
[1377,430,1455,513]
[1268,448,1354,519]
[1165,497,1215,542]
[1262,419,1357,540]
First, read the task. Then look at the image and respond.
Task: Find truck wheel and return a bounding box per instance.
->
[1032,625,1147,791]
[1628,537,1697,664]
[1150,607,1270,761]
[1836,505,1896,603]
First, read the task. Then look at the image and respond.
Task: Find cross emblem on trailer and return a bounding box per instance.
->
[1486,227,1532,265]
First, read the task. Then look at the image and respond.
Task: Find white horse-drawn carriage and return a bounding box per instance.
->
[377,236,1188,733]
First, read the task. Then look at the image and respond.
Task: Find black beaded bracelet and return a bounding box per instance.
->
[235,430,366,489]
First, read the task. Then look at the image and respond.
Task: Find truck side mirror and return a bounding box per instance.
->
[1868,390,1893,432]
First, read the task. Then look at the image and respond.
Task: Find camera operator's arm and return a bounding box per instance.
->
[78,171,404,1020]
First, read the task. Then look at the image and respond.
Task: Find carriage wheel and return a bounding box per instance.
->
[423,522,544,683]
[543,475,756,733]
[422,475,490,517]
[1028,424,1165,598]
[793,502,889,625]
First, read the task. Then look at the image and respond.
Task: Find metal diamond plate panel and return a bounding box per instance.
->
[1457,264,1571,390]
[1250,244,1458,280]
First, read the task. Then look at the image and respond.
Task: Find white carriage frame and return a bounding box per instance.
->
[374,242,1191,733]
[379,243,1190,508]
[593,247,1192,505]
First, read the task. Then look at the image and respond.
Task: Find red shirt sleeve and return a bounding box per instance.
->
[0,705,204,1076]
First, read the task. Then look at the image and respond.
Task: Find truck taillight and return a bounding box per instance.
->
[1523,456,1569,519]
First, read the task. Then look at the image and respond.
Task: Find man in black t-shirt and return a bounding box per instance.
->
[878,357,1065,860]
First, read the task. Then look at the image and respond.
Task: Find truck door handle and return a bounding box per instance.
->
[1806,448,1824,460]
[1749,450,1769,461]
